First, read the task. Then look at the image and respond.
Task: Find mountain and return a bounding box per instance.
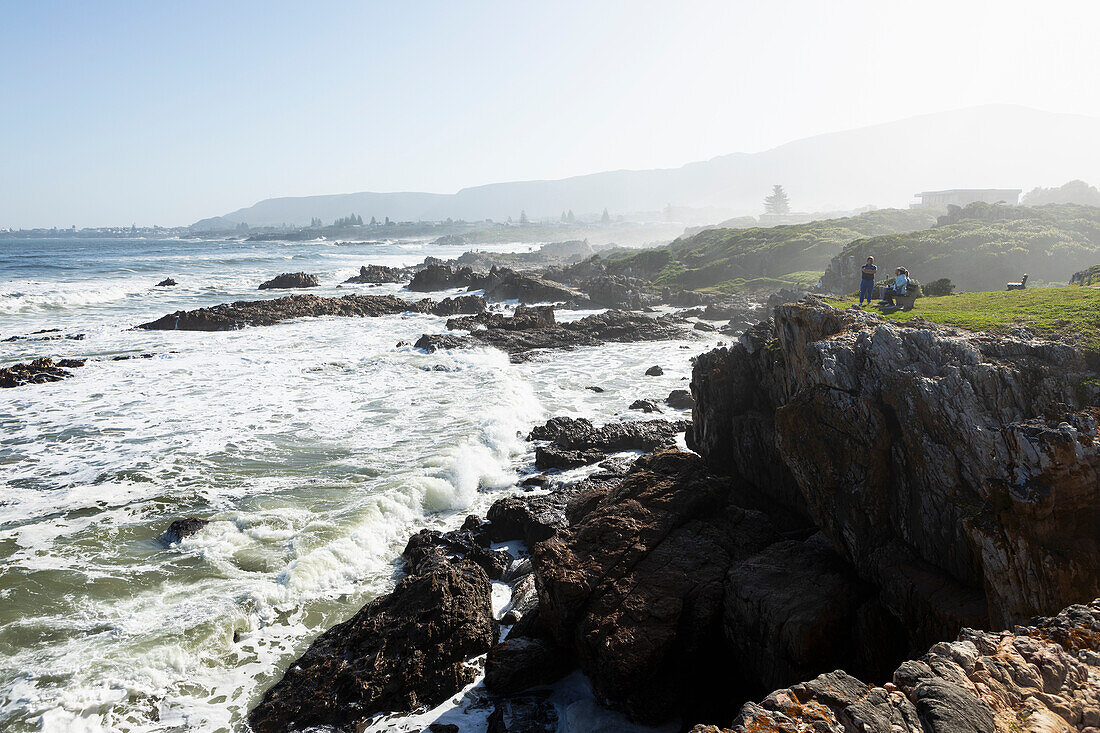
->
[193,105,1100,229]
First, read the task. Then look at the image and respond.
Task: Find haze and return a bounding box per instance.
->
[3,0,1100,228]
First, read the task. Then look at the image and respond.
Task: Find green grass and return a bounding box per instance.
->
[860,286,1100,355]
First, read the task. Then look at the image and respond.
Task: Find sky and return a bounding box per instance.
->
[3,0,1100,228]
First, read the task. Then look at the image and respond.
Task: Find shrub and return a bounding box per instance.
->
[923,277,955,297]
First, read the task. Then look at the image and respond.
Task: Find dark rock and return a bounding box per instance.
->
[402,523,510,580]
[666,389,695,409]
[645,365,664,376]
[415,333,470,353]
[586,386,605,393]
[581,274,647,309]
[0,357,83,388]
[155,277,177,287]
[528,416,687,456]
[427,724,459,733]
[248,553,494,732]
[487,695,558,733]
[693,321,718,332]
[482,270,586,304]
[409,264,475,291]
[344,264,404,284]
[534,445,605,470]
[484,636,570,696]
[138,293,485,331]
[629,399,661,413]
[258,272,319,290]
[163,517,210,545]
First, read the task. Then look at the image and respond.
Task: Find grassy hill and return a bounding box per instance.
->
[871,286,1100,359]
[821,203,1100,293]
[590,208,938,291]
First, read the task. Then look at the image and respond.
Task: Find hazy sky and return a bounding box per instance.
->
[3,0,1100,228]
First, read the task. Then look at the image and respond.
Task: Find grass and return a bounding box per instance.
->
[855,286,1100,355]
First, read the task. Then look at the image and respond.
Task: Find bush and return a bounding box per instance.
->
[923,277,955,297]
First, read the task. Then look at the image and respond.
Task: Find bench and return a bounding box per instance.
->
[1007,274,1028,290]
[874,282,919,310]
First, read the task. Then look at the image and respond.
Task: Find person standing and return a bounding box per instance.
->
[858,256,877,306]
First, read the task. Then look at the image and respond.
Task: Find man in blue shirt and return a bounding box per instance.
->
[859,256,877,306]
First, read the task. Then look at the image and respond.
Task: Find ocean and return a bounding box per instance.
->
[0,237,701,732]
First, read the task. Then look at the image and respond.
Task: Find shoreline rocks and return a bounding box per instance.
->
[1,357,86,388]
[258,272,319,290]
[155,277,177,287]
[343,264,404,284]
[137,293,486,331]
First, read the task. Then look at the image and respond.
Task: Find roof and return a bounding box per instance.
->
[915,188,1023,197]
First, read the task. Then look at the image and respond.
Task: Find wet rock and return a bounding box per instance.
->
[426,724,459,733]
[586,386,605,393]
[581,274,649,310]
[528,416,687,470]
[138,293,485,331]
[666,389,695,409]
[162,517,210,544]
[0,357,84,388]
[534,445,605,470]
[482,270,586,304]
[629,399,661,413]
[487,694,558,733]
[409,264,475,291]
[484,636,570,696]
[414,333,470,352]
[532,451,780,724]
[344,264,404,284]
[693,321,718,332]
[402,522,511,580]
[248,553,494,732]
[645,365,664,376]
[258,272,319,289]
[155,277,177,287]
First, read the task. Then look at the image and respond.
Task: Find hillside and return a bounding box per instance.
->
[194,105,1100,228]
[820,203,1100,293]
[587,207,938,291]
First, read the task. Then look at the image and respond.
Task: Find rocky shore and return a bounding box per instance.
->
[242,296,1100,732]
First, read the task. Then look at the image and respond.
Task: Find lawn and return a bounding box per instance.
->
[860,286,1100,355]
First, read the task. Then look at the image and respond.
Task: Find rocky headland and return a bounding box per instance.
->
[243,296,1100,732]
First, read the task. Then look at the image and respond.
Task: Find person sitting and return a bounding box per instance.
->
[879,267,910,306]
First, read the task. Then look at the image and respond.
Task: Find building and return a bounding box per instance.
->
[912,189,1022,208]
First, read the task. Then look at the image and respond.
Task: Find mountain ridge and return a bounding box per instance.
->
[194,105,1100,229]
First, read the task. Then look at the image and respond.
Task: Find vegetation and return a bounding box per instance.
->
[1021,179,1100,207]
[764,184,791,215]
[599,207,938,290]
[826,203,1100,293]
[872,286,1100,356]
[333,213,364,226]
[1070,264,1100,286]
[923,277,955,296]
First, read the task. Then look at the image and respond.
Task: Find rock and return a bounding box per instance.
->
[666,389,695,409]
[248,553,494,732]
[645,365,664,376]
[162,517,210,544]
[0,357,84,388]
[344,264,404,284]
[629,399,661,413]
[409,264,475,291]
[484,636,570,695]
[482,269,586,304]
[138,293,486,331]
[485,471,621,547]
[420,308,695,362]
[258,272,319,289]
[155,277,177,287]
[689,299,1100,643]
[414,333,470,352]
[402,522,511,580]
[528,416,688,470]
[581,274,648,309]
[704,599,1100,733]
[487,694,559,733]
[531,451,782,724]
[586,386,605,393]
[693,321,718,332]
[427,724,459,733]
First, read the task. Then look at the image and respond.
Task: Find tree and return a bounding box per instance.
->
[384,216,391,225]
[519,210,529,225]
[1021,179,1100,206]
[764,185,791,215]
[561,211,568,222]
[567,210,576,223]
[601,208,610,224]
[370,216,377,225]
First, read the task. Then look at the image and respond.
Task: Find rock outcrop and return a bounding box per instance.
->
[527,416,689,470]
[162,517,209,544]
[690,299,1100,642]
[155,277,177,287]
[343,264,405,284]
[0,357,86,388]
[419,307,696,361]
[694,599,1100,733]
[137,294,486,330]
[248,551,494,732]
[258,272,320,289]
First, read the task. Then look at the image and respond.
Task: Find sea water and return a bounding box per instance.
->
[0,237,708,732]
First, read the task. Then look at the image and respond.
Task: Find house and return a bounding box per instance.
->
[912,189,1022,208]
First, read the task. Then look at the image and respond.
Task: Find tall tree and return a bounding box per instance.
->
[601,208,610,224]
[567,209,576,223]
[519,209,529,225]
[764,185,791,215]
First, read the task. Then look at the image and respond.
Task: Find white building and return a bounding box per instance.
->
[912,189,1022,208]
